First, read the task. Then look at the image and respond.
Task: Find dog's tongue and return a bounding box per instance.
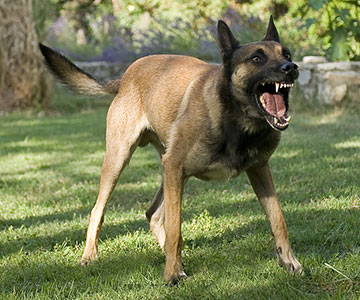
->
[263,92,286,118]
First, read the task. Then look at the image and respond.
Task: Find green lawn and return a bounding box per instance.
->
[0,93,359,299]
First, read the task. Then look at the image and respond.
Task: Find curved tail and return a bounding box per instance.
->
[39,43,120,96]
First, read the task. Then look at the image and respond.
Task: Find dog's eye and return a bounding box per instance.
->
[284,53,291,60]
[252,56,261,62]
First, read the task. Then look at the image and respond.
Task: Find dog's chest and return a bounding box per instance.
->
[210,127,280,175]
[193,133,279,182]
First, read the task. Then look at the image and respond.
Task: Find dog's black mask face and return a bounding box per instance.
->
[217,16,298,131]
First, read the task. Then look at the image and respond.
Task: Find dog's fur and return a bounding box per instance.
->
[40,16,302,283]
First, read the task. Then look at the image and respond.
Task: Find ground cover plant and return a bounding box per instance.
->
[0,89,359,299]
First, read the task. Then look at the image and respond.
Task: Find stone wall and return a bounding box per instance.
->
[297,57,360,105]
[77,57,360,106]
[76,61,130,82]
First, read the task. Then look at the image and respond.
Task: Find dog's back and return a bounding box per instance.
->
[119,54,219,143]
[40,44,220,144]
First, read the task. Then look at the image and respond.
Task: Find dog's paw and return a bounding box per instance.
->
[80,253,98,266]
[80,257,92,266]
[276,247,303,275]
[281,259,303,275]
[165,270,188,286]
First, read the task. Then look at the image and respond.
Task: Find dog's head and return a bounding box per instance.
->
[217,16,298,131]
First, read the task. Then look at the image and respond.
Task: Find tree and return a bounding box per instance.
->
[294,0,360,61]
[0,0,52,111]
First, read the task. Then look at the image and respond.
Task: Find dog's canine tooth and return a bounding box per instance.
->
[275,82,280,93]
[284,115,292,122]
[260,95,266,107]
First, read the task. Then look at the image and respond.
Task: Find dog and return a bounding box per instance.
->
[39,16,303,283]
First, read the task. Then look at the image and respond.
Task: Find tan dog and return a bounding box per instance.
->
[40,16,302,283]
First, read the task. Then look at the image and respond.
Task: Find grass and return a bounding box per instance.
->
[0,89,360,299]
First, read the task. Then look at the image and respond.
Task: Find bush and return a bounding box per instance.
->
[34,0,359,64]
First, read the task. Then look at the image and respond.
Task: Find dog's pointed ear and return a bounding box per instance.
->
[263,15,280,43]
[217,20,240,61]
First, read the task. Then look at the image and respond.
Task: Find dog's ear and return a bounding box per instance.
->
[217,20,240,61]
[263,15,280,43]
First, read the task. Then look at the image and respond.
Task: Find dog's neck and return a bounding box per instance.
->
[210,68,281,171]
[217,67,270,134]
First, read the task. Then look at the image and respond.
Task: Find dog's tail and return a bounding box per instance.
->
[39,43,120,96]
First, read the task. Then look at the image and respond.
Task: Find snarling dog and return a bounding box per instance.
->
[40,16,302,283]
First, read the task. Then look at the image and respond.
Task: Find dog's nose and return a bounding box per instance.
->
[281,62,299,78]
[281,62,298,73]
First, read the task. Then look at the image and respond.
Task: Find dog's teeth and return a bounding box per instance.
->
[274,117,278,125]
[280,83,283,89]
[275,82,280,93]
[260,95,266,107]
[284,115,292,122]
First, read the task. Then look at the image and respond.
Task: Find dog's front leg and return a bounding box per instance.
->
[162,156,187,284]
[246,162,303,274]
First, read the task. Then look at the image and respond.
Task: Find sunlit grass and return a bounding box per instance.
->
[0,96,359,299]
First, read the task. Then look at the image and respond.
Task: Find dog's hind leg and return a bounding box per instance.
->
[246,162,303,275]
[146,184,165,249]
[80,98,148,265]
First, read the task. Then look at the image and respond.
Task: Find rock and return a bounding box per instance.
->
[76,61,130,82]
[296,60,360,105]
[319,83,347,104]
[302,56,327,64]
[317,71,360,104]
[317,62,352,72]
[298,69,312,85]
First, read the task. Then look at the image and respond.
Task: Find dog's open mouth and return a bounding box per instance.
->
[255,81,293,131]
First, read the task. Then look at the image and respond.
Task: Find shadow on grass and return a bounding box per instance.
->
[1,249,164,296]
[0,215,149,259]
[1,207,359,298]
[0,207,91,230]
[185,207,360,261]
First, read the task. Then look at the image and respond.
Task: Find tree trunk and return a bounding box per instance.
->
[0,0,52,112]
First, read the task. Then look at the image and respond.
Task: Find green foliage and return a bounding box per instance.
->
[33,0,360,62]
[293,0,360,61]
